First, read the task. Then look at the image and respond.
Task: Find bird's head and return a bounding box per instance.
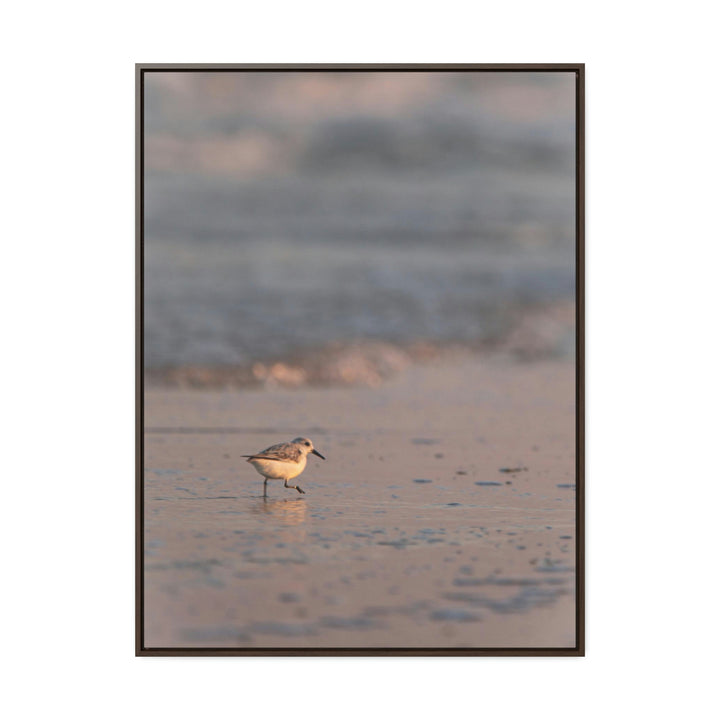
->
[293,437,325,460]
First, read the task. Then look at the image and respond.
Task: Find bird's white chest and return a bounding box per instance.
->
[249,455,306,480]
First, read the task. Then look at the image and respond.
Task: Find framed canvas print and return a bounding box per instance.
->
[136,64,584,655]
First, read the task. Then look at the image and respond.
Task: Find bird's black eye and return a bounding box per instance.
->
[304,441,310,446]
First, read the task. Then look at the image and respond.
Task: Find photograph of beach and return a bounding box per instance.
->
[140,67,581,651]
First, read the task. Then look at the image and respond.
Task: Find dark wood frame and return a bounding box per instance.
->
[136,63,585,657]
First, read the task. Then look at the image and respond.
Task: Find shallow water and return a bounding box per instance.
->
[144,462,576,647]
[142,354,577,648]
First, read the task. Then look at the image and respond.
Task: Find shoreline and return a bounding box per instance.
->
[144,356,577,648]
[145,299,575,390]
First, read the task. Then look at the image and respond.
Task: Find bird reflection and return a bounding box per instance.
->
[250,496,308,526]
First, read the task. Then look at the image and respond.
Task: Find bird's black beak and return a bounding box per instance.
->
[312,448,325,460]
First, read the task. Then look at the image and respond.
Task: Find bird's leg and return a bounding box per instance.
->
[263,477,268,497]
[284,479,306,494]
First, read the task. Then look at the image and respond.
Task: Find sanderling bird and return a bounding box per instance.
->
[243,437,325,496]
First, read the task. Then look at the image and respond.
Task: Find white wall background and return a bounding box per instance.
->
[2,2,718,718]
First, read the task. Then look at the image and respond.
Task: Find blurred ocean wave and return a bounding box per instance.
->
[146,300,575,390]
[143,72,576,379]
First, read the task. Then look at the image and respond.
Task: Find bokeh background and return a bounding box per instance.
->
[144,71,576,383]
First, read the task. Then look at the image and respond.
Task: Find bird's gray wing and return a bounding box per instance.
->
[242,442,301,462]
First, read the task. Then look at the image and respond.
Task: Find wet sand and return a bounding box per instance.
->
[143,358,576,649]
